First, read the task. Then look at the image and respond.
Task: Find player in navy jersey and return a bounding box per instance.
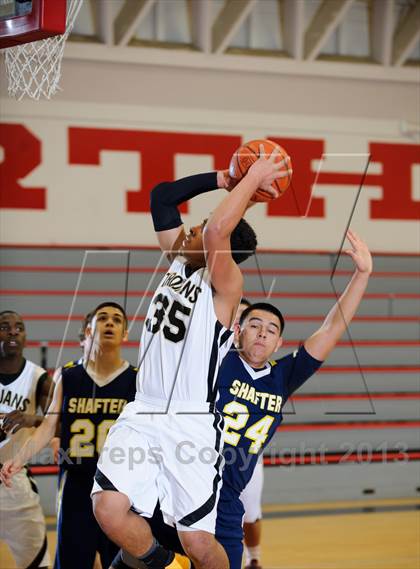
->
[214,302,322,568]
[1,302,137,569]
[111,229,372,569]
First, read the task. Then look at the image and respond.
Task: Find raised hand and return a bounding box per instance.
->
[345,229,373,275]
[248,144,292,197]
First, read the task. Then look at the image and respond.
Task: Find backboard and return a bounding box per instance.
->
[0,0,66,49]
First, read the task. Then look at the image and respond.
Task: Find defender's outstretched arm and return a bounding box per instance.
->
[304,230,373,361]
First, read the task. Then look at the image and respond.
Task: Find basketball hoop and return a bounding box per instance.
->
[3,0,83,100]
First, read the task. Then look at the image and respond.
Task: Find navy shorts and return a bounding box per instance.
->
[55,469,119,569]
[217,535,243,569]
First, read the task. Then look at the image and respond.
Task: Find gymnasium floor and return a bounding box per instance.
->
[1,498,419,568]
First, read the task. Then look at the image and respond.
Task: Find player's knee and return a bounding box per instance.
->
[181,532,219,564]
[92,490,129,532]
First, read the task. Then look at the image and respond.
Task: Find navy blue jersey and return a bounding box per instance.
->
[216,346,322,540]
[60,362,137,473]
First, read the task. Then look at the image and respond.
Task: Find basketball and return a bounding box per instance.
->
[228,139,292,202]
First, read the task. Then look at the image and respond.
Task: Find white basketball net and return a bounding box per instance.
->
[4,0,83,100]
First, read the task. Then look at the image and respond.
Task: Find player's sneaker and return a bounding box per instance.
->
[167,553,192,568]
[245,561,263,569]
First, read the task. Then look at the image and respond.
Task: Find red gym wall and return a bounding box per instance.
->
[1,100,419,251]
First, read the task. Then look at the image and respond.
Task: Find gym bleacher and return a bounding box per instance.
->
[1,245,419,511]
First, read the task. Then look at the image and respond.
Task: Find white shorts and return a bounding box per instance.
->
[0,468,50,568]
[240,458,264,523]
[92,397,225,534]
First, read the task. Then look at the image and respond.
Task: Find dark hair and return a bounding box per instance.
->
[78,311,93,342]
[240,298,251,307]
[239,302,285,334]
[92,302,128,328]
[0,311,24,330]
[230,218,257,265]
[0,310,20,319]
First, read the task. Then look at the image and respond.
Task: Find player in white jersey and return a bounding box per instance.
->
[91,147,291,569]
[0,310,53,568]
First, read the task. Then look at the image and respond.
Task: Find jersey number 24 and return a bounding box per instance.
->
[223,401,274,454]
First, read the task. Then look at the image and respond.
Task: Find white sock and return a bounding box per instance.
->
[245,545,261,564]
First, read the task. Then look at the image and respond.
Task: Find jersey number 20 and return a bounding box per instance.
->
[69,419,113,458]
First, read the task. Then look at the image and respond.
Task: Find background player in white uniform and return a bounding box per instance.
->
[0,310,53,568]
[234,299,264,569]
[91,148,291,569]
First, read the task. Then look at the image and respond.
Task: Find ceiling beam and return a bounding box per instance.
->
[88,0,98,39]
[114,0,157,47]
[304,0,355,61]
[64,40,419,84]
[154,0,165,42]
[212,0,258,54]
[96,0,114,45]
[282,0,305,60]
[392,1,420,66]
[371,0,394,66]
[190,0,212,53]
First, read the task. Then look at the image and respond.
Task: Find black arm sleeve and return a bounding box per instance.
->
[150,172,218,232]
